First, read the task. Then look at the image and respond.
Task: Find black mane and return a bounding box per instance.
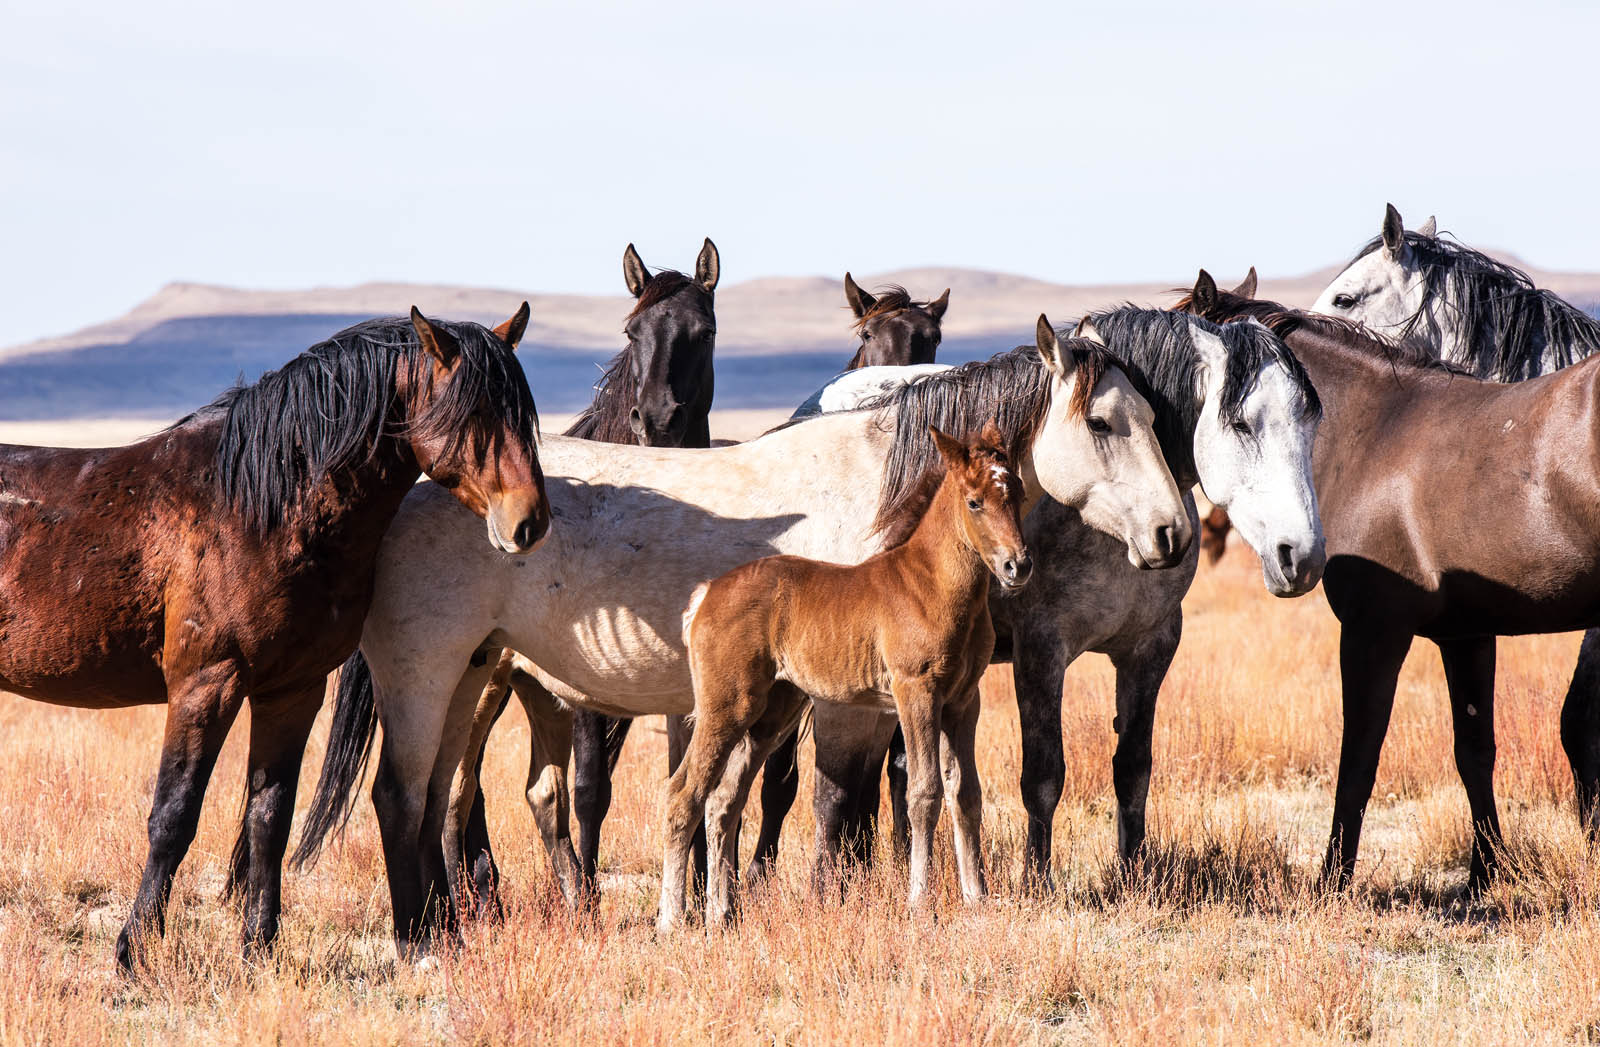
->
[207,315,537,533]
[862,341,1111,540]
[1081,307,1321,483]
[1348,232,1600,380]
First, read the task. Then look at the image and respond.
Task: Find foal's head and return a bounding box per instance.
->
[621,239,719,445]
[929,422,1032,589]
[404,305,549,553]
[845,274,948,369]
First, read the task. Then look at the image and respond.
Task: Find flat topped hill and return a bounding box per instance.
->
[4,258,1597,423]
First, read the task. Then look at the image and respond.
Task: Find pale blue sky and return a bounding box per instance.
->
[4,0,1598,346]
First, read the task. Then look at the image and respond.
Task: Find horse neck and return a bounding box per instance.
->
[292,432,422,554]
[893,475,988,599]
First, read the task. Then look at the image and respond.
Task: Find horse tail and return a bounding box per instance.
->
[291,650,379,870]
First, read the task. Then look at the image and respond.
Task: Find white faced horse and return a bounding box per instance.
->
[1313,205,1600,846]
[294,324,1190,954]
[756,297,1325,883]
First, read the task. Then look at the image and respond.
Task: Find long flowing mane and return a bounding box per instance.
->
[565,270,707,442]
[844,285,934,370]
[862,341,1108,542]
[1344,232,1600,380]
[1082,306,1321,481]
[205,315,538,533]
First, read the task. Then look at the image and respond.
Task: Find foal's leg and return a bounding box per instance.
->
[1322,626,1413,888]
[236,682,324,958]
[893,680,944,911]
[512,673,586,909]
[939,689,987,903]
[666,713,712,898]
[445,649,513,920]
[745,731,800,885]
[1438,635,1502,892]
[1012,619,1074,889]
[1107,609,1182,867]
[116,662,246,971]
[659,683,768,933]
[1560,628,1600,839]
[572,709,634,883]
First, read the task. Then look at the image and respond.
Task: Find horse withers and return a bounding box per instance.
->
[0,305,546,969]
[665,420,1029,930]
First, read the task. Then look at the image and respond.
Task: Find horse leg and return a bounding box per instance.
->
[659,682,767,933]
[571,709,633,885]
[884,725,909,861]
[894,681,943,911]
[1013,620,1072,889]
[116,662,246,971]
[667,713,711,903]
[807,703,883,895]
[1438,635,1502,893]
[1322,626,1412,888]
[1107,610,1182,867]
[445,649,513,921]
[704,688,806,926]
[1560,628,1600,839]
[745,731,800,886]
[236,683,324,959]
[418,662,497,942]
[511,672,586,909]
[939,689,986,903]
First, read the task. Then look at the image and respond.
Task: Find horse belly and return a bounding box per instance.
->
[516,606,696,717]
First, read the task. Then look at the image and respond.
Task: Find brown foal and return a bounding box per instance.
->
[659,422,1030,930]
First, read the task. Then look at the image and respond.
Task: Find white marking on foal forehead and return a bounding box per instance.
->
[0,492,38,508]
[989,464,1009,490]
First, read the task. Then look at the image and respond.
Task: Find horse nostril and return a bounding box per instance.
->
[1277,542,1296,574]
[1156,524,1178,561]
[1013,555,1034,584]
[514,515,547,550]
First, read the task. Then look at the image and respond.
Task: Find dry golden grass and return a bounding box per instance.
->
[2,547,1597,1045]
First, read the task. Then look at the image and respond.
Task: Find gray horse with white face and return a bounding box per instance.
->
[765,299,1325,884]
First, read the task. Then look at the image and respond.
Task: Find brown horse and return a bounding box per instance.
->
[1179,271,1600,891]
[661,421,1028,930]
[0,305,547,968]
[843,273,949,368]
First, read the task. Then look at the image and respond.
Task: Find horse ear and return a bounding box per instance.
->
[926,287,950,322]
[493,301,531,350]
[1233,267,1258,299]
[623,243,650,298]
[695,238,720,292]
[1417,215,1437,239]
[977,418,1004,451]
[1034,314,1067,377]
[1382,203,1405,256]
[411,306,458,367]
[844,272,876,318]
[928,425,967,470]
[1193,270,1219,314]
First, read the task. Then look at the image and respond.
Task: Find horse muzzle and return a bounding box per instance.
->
[1128,517,1191,570]
[486,495,551,555]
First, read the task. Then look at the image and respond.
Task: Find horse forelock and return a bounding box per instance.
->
[850,285,926,335]
[625,270,710,323]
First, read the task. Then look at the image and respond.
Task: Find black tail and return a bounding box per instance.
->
[291,650,378,870]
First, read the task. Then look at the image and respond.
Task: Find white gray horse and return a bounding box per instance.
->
[1313,203,1600,843]
[292,322,1189,953]
[753,298,1326,885]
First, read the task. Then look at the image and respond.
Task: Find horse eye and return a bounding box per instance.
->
[1331,293,1358,309]
[966,498,983,512]
[1087,417,1112,435]
[1231,421,1252,436]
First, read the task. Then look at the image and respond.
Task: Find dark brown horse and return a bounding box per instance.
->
[1180,271,1600,891]
[449,240,720,913]
[0,305,547,968]
[843,274,949,368]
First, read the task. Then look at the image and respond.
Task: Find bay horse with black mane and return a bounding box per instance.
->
[1181,270,1600,891]
[0,304,547,969]
[448,238,719,913]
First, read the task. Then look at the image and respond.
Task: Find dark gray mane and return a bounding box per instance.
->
[862,341,1111,538]
[564,348,641,442]
[205,315,537,533]
[1082,307,1321,483]
[1348,232,1600,381]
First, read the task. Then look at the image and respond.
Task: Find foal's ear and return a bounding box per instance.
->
[1193,270,1219,314]
[1035,314,1066,377]
[1233,267,1258,300]
[977,418,1005,454]
[928,425,967,470]
[695,238,720,292]
[623,243,651,298]
[1416,215,1437,239]
[411,306,458,367]
[926,287,950,322]
[1381,203,1405,257]
[493,301,531,350]
[844,272,877,318]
